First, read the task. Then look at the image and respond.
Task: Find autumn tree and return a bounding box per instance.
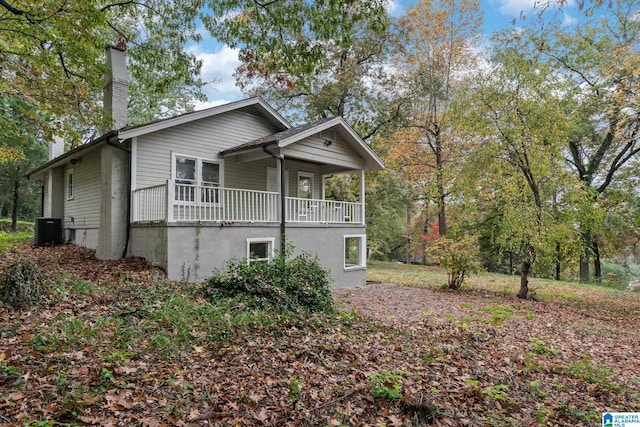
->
[461,36,583,299]
[386,0,482,237]
[523,0,640,282]
[203,0,398,138]
[0,0,206,147]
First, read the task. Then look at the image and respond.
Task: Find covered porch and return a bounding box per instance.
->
[132,180,364,224]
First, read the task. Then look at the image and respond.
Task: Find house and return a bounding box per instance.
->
[27,47,385,287]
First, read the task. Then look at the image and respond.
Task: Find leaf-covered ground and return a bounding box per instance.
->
[1,244,639,426]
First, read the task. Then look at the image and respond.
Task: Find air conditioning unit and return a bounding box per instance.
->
[35,218,62,246]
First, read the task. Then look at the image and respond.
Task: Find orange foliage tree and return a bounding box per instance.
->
[385,0,483,237]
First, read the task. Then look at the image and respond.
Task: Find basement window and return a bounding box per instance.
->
[246,238,275,264]
[344,235,366,270]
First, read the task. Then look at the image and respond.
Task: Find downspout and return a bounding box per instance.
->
[40,183,44,217]
[106,138,132,258]
[262,145,286,250]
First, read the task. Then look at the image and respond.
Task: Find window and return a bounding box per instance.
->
[66,168,74,200]
[246,238,275,264]
[172,153,222,203]
[344,235,366,269]
[298,172,314,199]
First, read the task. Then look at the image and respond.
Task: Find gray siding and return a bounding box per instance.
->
[64,154,101,249]
[224,158,323,197]
[225,158,274,191]
[135,111,279,189]
[282,134,364,170]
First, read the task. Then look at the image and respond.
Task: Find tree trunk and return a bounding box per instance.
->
[554,242,561,281]
[405,207,411,265]
[593,237,601,283]
[518,260,531,299]
[437,193,446,237]
[579,231,591,283]
[435,140,446,237]
[11,179,19,233]
[422,213,430,265]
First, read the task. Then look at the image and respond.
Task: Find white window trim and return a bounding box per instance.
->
[246,237,276,264]
[297,171,314,199]
[171,152,224,205]
[171,152,224,186]
[344,234,366,270]
[66,167,74,200]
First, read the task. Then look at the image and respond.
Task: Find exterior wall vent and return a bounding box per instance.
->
[319,129,335,142]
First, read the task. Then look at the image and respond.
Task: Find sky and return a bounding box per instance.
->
[189,0,578,110]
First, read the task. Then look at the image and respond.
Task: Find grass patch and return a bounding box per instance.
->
[0,231,33,255]
[566,356,623,392]
[478,305,514,325]
[0,218,33,233]
[367,262,640,317]
[367,262,449,287]
[26,276,316,361]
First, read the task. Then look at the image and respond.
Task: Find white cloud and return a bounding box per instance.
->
[492,0,537,17]
[193,98,238,111]
[385,0,402,17]
[562,11,578,26]
[187,43,243,105]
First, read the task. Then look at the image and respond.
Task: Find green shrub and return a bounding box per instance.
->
[0,259,47,309]
[203,247,333,313]
[428,236,481,290]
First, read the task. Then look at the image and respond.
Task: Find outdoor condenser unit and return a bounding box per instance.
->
[34,218,62,246]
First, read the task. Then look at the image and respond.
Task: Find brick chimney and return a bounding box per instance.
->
[103,45,129,130]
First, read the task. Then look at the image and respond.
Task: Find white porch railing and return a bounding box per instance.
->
[132,181,363,224]
[133,183,166,222]
[285,197,362,223]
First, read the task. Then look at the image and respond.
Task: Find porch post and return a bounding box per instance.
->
[279,155,286,249]
[359,169,365,225]
[166,179,174,223]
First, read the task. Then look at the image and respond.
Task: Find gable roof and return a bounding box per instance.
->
[117,96,290,140]
[220,117,335,154]
[221,116,385,171]
[27,97,291,180]
[27,131,117,179]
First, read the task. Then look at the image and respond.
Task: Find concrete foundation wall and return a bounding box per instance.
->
[130,223,367,287]
[72,228,99,249]
[129,225,167,272]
